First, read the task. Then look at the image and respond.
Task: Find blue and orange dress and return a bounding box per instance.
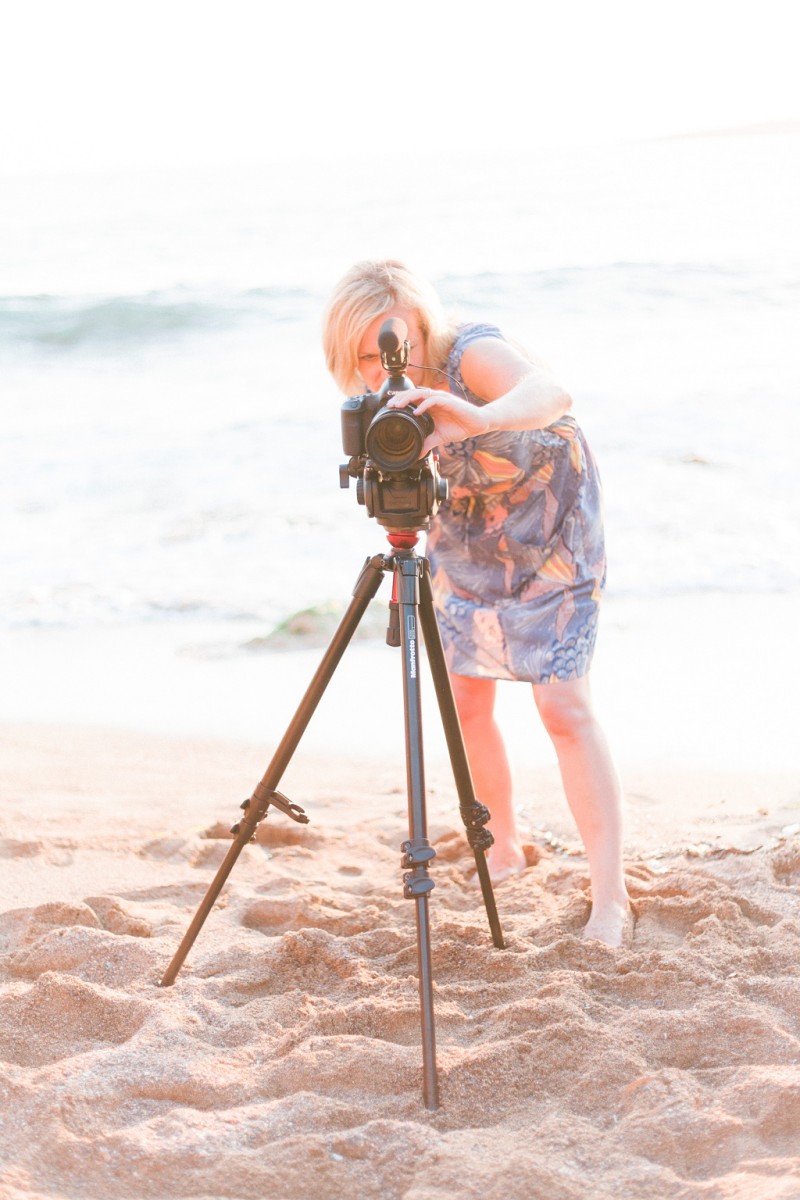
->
[426,323,606,684]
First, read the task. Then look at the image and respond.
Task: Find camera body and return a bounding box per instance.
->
[339,318,447,532]
[341,389,433,472]
[341,389,392,456]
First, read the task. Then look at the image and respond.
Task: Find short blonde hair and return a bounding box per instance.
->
[322,259,459,393]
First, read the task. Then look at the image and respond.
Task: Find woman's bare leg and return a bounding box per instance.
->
[533,674,631,946]
[449,674,526,880]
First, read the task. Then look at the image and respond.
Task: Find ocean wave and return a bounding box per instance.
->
[0,286,318,351]
[2,261,795,354]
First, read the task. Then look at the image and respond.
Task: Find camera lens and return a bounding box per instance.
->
[365,406,433,471]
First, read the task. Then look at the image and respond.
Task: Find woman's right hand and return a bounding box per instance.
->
[386,388,490,454]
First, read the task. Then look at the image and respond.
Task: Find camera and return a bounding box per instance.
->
[340,318,447,533]
[341,317,433,471]
[342,391,433,473]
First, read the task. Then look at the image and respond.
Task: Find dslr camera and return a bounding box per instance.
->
[340,318,448,532]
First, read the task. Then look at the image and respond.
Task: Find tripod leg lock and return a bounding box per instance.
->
[230,798,258,841]
[252,788,309,824]
[403,873,435,898]
[401,839,436,898]
[386,600,401,647]
[460,803,496,854]
[230,790,309,840]
[401,839,436,869]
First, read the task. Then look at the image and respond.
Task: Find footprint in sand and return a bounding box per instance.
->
[85,896,153,938]
[6,919,155,986]
[771,841,800,884]
[240,892,384,938]
[628,871,782,948]
[0,837,46,859]
[0,972,149,1067]
[0,901,101,954]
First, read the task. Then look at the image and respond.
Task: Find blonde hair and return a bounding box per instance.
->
[322,259,459,393]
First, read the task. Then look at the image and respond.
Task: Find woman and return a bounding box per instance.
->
[323,260,631,947]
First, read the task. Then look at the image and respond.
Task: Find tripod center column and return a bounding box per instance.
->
[396,555,431,854]
[395,551,439,1109]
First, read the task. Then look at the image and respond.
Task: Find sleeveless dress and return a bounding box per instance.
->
[426,323,606,684]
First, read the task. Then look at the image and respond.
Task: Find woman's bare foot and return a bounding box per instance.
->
[581,900,634,948]
[483,839,527,884]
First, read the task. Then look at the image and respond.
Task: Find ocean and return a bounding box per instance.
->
[2,129,799,649]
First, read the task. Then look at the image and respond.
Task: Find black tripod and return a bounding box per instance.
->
[160,532,505,1111]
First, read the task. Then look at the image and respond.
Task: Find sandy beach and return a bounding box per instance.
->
[2,87,799,1197]
[1,593,799,1199]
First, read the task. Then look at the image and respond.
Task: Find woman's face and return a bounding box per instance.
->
[356,306,427,393]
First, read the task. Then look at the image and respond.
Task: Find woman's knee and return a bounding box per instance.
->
[450,674,496,730]
[533,678,595,742]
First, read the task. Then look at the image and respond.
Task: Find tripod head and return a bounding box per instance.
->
[340,318,448,533]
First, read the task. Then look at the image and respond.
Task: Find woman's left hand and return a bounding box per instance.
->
[385,388,490,456]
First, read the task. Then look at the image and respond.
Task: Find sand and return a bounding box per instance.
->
[1,714,799,1200]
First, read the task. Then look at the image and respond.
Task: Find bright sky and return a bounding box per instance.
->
[1,0,797,175]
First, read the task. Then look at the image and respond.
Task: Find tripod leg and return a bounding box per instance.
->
[160,554,388,987]
[418,562,505,951]
[396,554,439,1111]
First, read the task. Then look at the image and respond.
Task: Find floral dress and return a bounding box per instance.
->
[426,323,606,684]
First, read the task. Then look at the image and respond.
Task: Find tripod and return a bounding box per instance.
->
[160,532,505,1111]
